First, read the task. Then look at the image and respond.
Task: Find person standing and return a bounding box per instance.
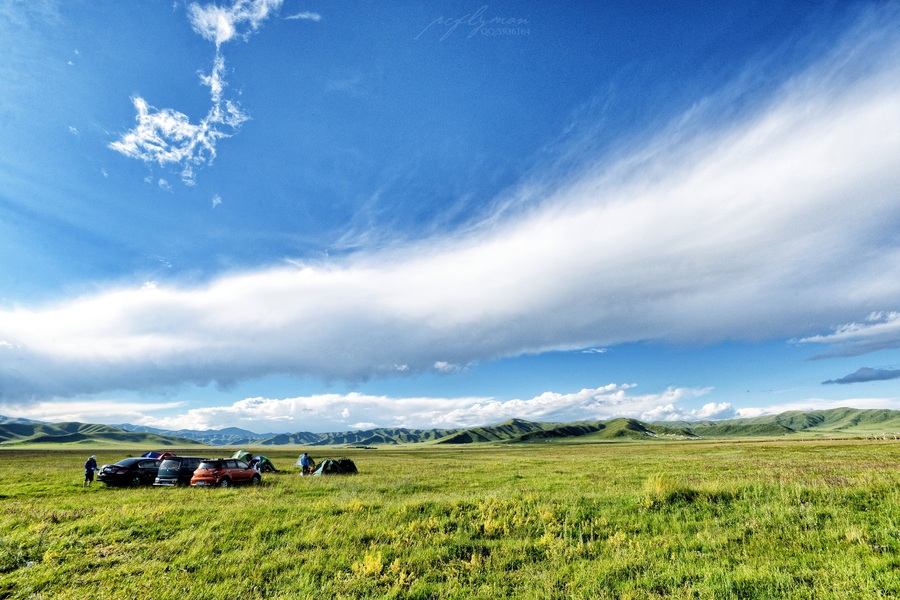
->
[299,453,310,475]
[83,455,98,487]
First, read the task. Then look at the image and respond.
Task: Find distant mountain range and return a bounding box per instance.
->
[112,423,459,446]
[2,407,900,448]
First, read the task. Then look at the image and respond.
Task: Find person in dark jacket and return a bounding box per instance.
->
[83,455,98,487]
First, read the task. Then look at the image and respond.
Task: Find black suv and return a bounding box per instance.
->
[97,457,161,487]
[153,456,207,486]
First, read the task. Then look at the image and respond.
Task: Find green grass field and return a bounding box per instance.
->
[2,440,900,599]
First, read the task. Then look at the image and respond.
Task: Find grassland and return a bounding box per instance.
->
[2,440,900,599]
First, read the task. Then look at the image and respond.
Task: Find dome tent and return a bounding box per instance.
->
[312,457,357,476]
[257,455,278,472]
[231,450,253,463]
[232,450,278,472]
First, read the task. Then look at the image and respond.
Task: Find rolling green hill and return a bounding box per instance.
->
[0,422,205,448]
[4,408,900,448]
[662,408,900,437]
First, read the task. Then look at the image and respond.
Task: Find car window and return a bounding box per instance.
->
[139,460,158,468]
[160,459,180,469]
[198,461,220,469]
[187,459,201,469]
[235,460,248,469]
[224,460,237,468]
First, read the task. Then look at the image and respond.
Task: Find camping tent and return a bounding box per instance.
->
[231,450,253,463]
[233,450,278,472]
[312,458,357,476]
[257,456,278,472]
[294,454,316,474]
[294,454,315,467]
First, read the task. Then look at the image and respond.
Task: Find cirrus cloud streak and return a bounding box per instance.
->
[5,13,900,401]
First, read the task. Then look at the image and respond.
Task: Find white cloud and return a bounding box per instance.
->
[188,0,283,46]
[109,55,249,184]
[434,361,464,374]
[285,11,321,22]
[640,402,738,422]
[695,402,735,419]
[110,1,277,182]
[8,11,900,400]
[3,388,898,434]
[0,399,184,424]
[643,401,737,422]
[797,311,900,357]
[734,397,900,419]
[85,384,712,432]
[212,194,222,208]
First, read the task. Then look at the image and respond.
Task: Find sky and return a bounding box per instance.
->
[1,0,899,434]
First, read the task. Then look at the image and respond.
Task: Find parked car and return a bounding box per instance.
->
[97,457,161,487]
[190,458,261,487]
[153,456,206,486]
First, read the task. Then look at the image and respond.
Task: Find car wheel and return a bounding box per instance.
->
[251,474,261,486]
[130,475,142,487]
[219,478,230,488]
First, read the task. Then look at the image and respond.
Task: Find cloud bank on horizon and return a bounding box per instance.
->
[6,385,900,434]
[0,385,724,432]
[1,3,899,433]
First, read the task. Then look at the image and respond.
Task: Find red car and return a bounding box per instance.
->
[190,458,261,487]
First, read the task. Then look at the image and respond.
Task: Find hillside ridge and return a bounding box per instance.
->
[3,407,900,447]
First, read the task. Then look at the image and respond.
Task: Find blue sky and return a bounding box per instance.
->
[1,0,899,433]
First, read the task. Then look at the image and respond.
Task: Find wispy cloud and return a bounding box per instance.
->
[798,312,900,358]
[109,54,249,184]
[285,11,321,22]
[6,7,900,401]
[434,361,464,374]
[109,0,286,183]
[187,0,283,47]
[823,367,900,385]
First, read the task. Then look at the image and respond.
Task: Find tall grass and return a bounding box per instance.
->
[1,440,899,598]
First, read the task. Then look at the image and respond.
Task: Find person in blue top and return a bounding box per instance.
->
[83,455,98,487]
[299,453,311,475]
